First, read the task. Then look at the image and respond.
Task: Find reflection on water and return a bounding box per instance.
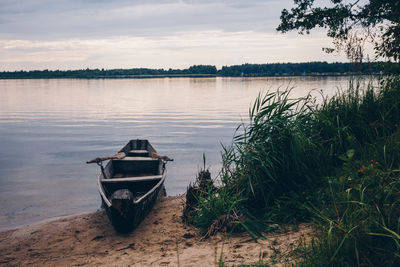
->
[0,76,352,229]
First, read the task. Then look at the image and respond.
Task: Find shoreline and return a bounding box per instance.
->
[0,73,380,80]
[0,195,312,266]
[0,211,97,233]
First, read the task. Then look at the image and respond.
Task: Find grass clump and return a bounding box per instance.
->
[299,153,400,266]
[185,75,400,264]
[220,89,325,223]
[297,77,400,266]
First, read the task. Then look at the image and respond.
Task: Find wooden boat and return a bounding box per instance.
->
[87,139,172,232]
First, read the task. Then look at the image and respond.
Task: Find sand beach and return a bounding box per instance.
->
[0,195,311,266]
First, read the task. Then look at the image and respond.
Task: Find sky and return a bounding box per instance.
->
[0,0,352,71]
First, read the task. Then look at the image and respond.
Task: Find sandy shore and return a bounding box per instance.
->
[0,195,312,266]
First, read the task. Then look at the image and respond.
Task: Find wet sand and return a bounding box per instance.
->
[0,195,312,266]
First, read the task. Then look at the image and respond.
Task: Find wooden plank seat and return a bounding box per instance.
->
[129,150,148,154]
[119,156,158,161]
[101,175,162,183]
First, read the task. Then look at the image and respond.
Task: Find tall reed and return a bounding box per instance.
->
[220,89,325,222]
[298,76,400,266]
[189,75,400,265]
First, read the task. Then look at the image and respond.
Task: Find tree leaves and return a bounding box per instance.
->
[277,0,400,62]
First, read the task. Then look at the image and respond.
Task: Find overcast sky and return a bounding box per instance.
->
[0,0,350,71]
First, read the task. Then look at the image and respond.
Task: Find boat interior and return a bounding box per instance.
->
[100,140,164,201]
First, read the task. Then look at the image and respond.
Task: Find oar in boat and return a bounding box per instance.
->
[151,152,174,162]
[86,152,126,179]
[86,152,126,164]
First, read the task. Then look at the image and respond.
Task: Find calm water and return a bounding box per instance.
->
[0,76,351,229]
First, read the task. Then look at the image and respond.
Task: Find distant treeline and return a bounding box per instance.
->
[220,62,398,76]
[1,62,398,79]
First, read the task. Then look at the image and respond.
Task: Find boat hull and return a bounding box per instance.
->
[96,139,167,232]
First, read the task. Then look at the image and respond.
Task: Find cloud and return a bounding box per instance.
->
[0,0,290,40]
[0,0,354,70]
[0,30,348,71]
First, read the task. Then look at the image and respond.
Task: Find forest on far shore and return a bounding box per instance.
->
[1,61,398,79]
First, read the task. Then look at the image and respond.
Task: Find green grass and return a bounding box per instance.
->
[296,76,400,266]
[219,89,325,223]
[186,75,400,265]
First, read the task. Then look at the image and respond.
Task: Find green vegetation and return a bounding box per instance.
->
[0,65,217,79]
[219,62,397,77]
[195,1,400,265]
[1,62,397,79]
[185,75,400,266]
[296,77,400,266]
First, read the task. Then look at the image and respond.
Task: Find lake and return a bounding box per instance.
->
[0,76,352,229]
